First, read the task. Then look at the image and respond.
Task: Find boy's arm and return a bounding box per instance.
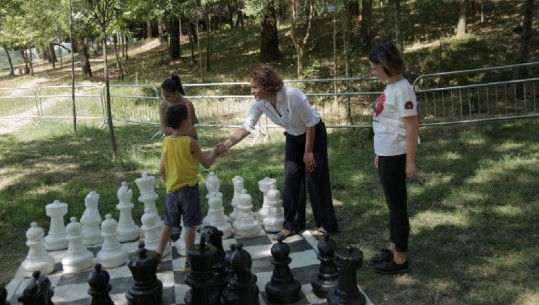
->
[160,150,166,182]
[191,140,218,169]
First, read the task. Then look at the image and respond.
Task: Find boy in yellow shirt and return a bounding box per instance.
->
[156,104,224,271]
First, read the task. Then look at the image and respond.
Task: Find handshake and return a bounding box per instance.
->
[213,143,228,157]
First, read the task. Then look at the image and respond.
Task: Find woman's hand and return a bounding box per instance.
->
[374,155,379,169]
[304,152,316,172]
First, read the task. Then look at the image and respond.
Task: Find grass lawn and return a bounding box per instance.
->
[0,117,538,305]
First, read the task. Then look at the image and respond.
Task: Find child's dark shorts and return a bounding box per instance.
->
[164,184,201,228]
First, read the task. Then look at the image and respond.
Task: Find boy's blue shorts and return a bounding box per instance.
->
[164,184,202,228]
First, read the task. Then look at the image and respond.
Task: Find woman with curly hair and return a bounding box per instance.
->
[221,66,339,241]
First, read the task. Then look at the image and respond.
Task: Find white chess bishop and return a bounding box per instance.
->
[135,173,162,231]
[262,184,285,233]
[44,199,69,251]
[232,189,263,237]
[257,177,277,222]
[22,222,55,277]
[80,191,103,246]
[97,214,128,269]
[141,208,169,257]
[228,175,244,223]
[115,182,141,242]
[61,217,94,273]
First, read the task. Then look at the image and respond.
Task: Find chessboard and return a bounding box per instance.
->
[5,230,373,305]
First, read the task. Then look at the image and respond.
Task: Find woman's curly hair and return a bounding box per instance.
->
[250,66,284,93]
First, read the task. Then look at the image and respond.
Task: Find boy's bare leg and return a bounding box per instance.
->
[183,226,196,264]
[157,225,173,256]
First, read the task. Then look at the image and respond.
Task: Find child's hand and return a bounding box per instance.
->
[215,143,227,156]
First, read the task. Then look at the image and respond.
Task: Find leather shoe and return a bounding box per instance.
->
[372,259,410,274]
[369,249,393,265]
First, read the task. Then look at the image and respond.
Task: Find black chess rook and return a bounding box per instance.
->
[184,235,220,305]
[311,234,339,298]
[265,239,302,304]
[88,263,114,305]
[125,241,163,305]
[17,271,54,305]
[327,245,366,305]
[222,243,260,305]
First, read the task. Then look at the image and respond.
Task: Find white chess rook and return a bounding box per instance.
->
[232,189,263,237]
[262,184,285,233]
[62,217,94,273]
[258,177,277,223]
[22,222,55,277]
[44,199,69,251]
[97,214,128,269]
[80,191,104,246]
[135,173,162,231]
[141,208,169,257]
[228,176,244,223]
[116,182,141,242]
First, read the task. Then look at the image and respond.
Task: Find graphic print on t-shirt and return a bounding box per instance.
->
[404,101,414,110]
[373,93,386,121]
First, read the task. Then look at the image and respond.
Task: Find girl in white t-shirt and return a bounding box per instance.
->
[368,43,419,274]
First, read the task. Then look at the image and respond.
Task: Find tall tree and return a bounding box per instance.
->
[360,0,373,50]
[259,0,282,62]
[456,0,468,37]
[513,0,535,97]
[290,0,315,77]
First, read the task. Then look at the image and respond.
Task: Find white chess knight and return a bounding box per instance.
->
[97,214,128,269]
[61,217,94,273]
[115,182,141,242]
[135,173,162,231]
[257,177,277,222]
[44,199,69,251]
[232,189,263,237]
[22,222,55,277]
[141,208,169,257]
[80,191,104,246]
[228,175,244,223]
[262,184,285,233]
[203,192,233,239]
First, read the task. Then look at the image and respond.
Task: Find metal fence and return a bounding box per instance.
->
[1,62,538,133]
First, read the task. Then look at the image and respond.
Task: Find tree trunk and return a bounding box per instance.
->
[170,16,181,61]
[3,46,14,75]
[513,0,534,97]
[46,43,57,68]
[102,32,118,156]
[259,0,281,62]
[290,0,314,77]
[205,10,212,71]
[393,0,403,50]
[75,35,93,78]
[188,22,198,65]
[360,0,373,50]
[147,20,154,38]
[113,34,124,80]
[158,17,169,44]
[456,0,467,37]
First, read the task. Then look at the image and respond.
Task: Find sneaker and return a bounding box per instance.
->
[372,259,410,275]
[183,261,190,273]
[369,249,393,265]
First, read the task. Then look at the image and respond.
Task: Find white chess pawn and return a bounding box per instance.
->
[135,173,162,232]
[61,217,94,273]
[141,208,169,257]
[81,191,103,246]
[203,172,228,224]
[257,177,277,222]
[205,172,220,194]
[44,199,68,251]
[97,214,128,269]
[204,192,233,239]
[116,182,140,242]
[233,189,263,237]
[175,220,201,256]
[228,176,244,223]
[22,222,55,277]
[262,184,285,233]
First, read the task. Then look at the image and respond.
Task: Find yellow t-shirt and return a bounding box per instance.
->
[162,136,199,193]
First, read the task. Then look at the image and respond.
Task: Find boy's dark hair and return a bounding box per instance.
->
[161,74,186,95]
[165,104,188,129]
[368,43,406,77]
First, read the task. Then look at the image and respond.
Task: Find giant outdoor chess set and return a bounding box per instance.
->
[3,172,373,305]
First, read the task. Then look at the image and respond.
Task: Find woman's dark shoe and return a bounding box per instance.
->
[273,230,297,241]
[372,259,410,275]
[369,249,393,265]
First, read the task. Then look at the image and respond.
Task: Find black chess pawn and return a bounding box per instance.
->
[0,285,10,305]
[88,263,114,305]
[311,234,339,298]
[222,243,260,305]
[126,241,163,305]
[265,239,302,304]
[327,245,366,305]
[17,271,54,305]
[184,236,220,305]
